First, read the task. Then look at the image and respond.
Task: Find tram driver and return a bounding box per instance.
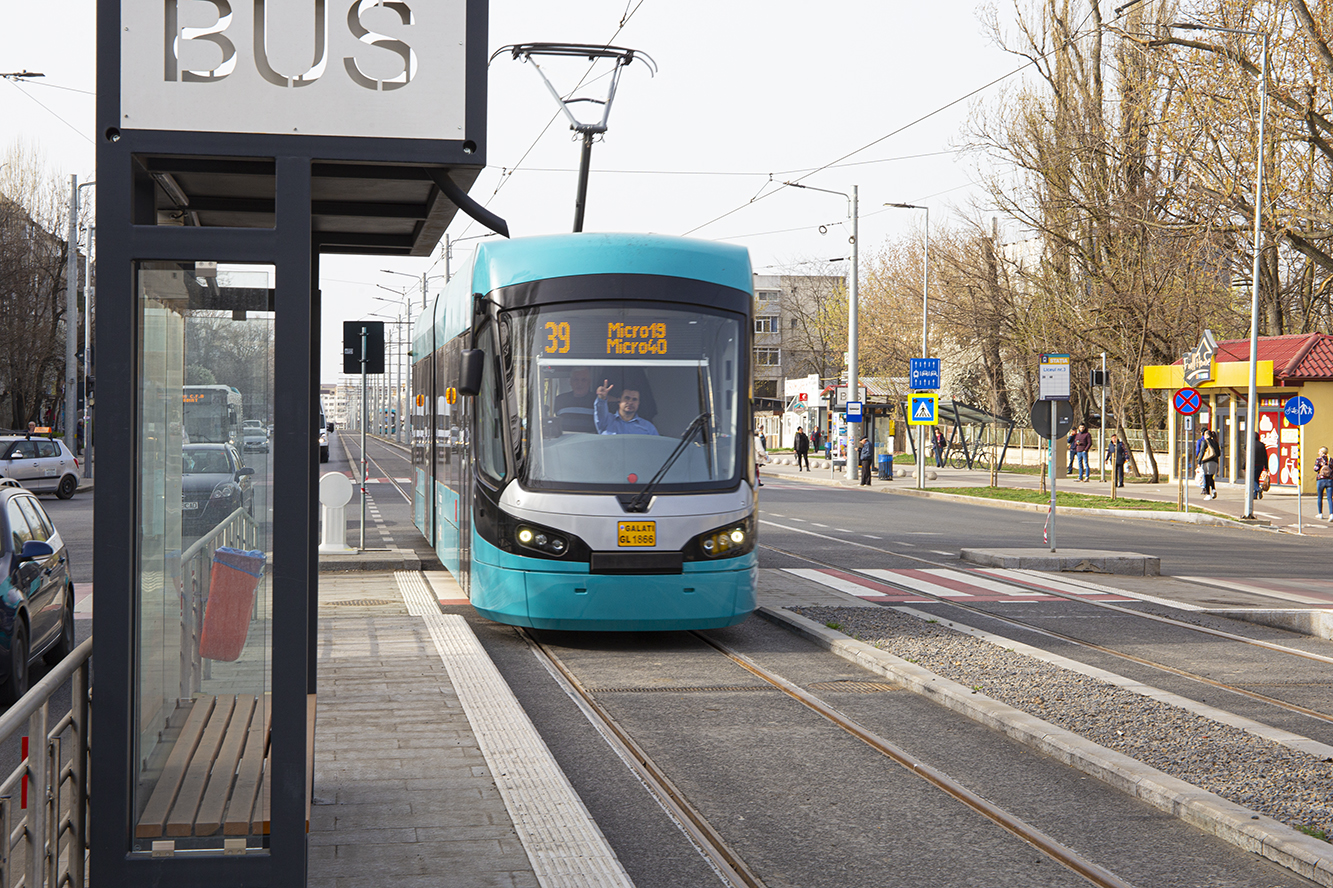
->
[594,380,659,436]
[553,367,597,433]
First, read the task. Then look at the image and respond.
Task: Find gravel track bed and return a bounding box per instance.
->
[790,605,1333,841]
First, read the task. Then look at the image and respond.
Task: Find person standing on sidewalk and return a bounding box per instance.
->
[1316,446,1333,520]
[1067,429,1077,474]
[1252,431,1269,500]
[859,436,873,486]
[1105,434,1127,487]
[754,427,768,487]
[932,427,946,468]
[793,426,811,471]
[1072,423,1093,481]
[1197,427,1221,499]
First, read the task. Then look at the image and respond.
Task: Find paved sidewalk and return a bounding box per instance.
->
[762,454,1333,536]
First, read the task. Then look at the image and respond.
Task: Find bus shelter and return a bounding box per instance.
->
[1143,333,1333,493]
[91,1,496,885]
[901,399,1016,470]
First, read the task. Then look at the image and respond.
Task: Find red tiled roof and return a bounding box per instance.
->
[1207,333,1333,381]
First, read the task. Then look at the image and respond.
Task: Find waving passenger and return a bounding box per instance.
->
[594,381,659,436]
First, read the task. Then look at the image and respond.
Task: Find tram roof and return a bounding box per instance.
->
[471,234,754,295]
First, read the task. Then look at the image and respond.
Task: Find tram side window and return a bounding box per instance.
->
[475,324,507,483]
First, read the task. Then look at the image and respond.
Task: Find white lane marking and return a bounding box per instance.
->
[1004,570,1207,611]
[860,569,971,597]
[811,523,830,528]
[835,528,853,533]
[863,534,882,540]
[768,512,785,518]
[930,550,953,556]
[789,517,806,522]
[892,604,1333,761]
[397,574,634,887]
[782,568,886,599]
[1177,576,1333,606]
[921,568,1046,596]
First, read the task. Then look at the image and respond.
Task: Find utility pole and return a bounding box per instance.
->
[64,175,78,455]
[846,186,860,480]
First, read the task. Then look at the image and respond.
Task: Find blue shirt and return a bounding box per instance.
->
[594,398,659,436]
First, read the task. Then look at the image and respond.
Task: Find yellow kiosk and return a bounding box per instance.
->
[1144,332,1333,493]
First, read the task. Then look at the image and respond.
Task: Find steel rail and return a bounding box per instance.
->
[519,629,765,888]
[341,434,412,504]
[688,631,1140,888]
[760,539,1333,726]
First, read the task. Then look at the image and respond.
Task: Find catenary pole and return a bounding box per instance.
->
[64,175,78,454]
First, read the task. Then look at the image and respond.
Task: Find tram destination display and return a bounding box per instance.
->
[530,311,717,359]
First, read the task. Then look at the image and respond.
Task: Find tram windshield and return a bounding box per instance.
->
[500,303,744,492]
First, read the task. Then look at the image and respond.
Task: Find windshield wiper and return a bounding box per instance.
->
[621,412,711,513]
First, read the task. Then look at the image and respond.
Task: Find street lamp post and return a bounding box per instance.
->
[786,182,860,479]
[886,203,929,488]
[374,290,415,444]
[1168,22,1268,518]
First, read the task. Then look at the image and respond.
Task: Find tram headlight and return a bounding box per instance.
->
[515,525,569,557]
[692,517,755,560]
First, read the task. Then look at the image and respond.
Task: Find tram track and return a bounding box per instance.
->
[521,626,1140,888]
[759,525,1333,728]
[339,433,412,504]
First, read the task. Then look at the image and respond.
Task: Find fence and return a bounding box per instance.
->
[0,637,92,888]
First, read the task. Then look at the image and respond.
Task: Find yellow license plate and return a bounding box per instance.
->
[617,521,656,547]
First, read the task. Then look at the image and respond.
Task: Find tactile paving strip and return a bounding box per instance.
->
[395,572,633,888]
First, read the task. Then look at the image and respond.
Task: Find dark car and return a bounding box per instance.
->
[0,486,76,704]
[182,443,255,538]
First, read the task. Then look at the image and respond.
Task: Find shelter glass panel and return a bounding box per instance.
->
[134,260,275,855]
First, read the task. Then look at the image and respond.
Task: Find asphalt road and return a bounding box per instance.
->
[755,474,1332,579]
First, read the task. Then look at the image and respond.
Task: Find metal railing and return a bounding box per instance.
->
[179,508,261,700]
[0,637,92,888]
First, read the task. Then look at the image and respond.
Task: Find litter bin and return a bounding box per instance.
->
[878,453,893,480]
[199,547,266,661]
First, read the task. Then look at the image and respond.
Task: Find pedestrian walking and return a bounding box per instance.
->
[754,427,768,487]
[1316,446,1333,520]
[811,428,822,453]
[793,426,811,471]
[1197,427,1221,499]
[1252,432,1269,500]
[1067,429,1077,474]
[932,428,946,468]
[1105,433,1127,487]
[858,436,873,486]
[1072,423,1093,481]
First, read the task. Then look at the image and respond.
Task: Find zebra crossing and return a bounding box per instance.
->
[783,566,1136,604]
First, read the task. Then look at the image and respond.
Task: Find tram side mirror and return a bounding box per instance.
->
[458,350,485,396]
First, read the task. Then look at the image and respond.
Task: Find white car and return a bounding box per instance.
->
[0,437,80,499]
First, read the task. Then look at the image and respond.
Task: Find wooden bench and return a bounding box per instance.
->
[136,694,315,839]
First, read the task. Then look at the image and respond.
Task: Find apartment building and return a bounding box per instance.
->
[752,272,846,447]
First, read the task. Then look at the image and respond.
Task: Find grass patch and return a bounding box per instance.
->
[930,486,1215,513]
[1298,824,1330,842]
[825,621,843,631]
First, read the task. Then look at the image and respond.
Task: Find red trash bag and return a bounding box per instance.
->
[199,547,266,661]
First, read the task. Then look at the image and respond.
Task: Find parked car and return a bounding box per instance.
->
[0,486,76,704]
[182,443,255,537]
[0,436,80,499]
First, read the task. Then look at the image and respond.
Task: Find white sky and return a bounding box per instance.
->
[0,0,1024,383]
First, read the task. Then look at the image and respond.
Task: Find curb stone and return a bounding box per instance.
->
[756,605,1333,887]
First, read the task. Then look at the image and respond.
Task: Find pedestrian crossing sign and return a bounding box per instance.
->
[908,394,938,425]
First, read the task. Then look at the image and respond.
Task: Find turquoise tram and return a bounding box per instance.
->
[411,233,758,630]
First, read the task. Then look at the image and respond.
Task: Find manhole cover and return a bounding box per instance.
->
[325,598,398,607]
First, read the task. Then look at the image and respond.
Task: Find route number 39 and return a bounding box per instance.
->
[544,322,571,354]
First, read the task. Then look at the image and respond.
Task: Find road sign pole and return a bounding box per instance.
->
[1050,399,1057,552]
[1183,416,1191,516]
[1298,424,1303,535]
